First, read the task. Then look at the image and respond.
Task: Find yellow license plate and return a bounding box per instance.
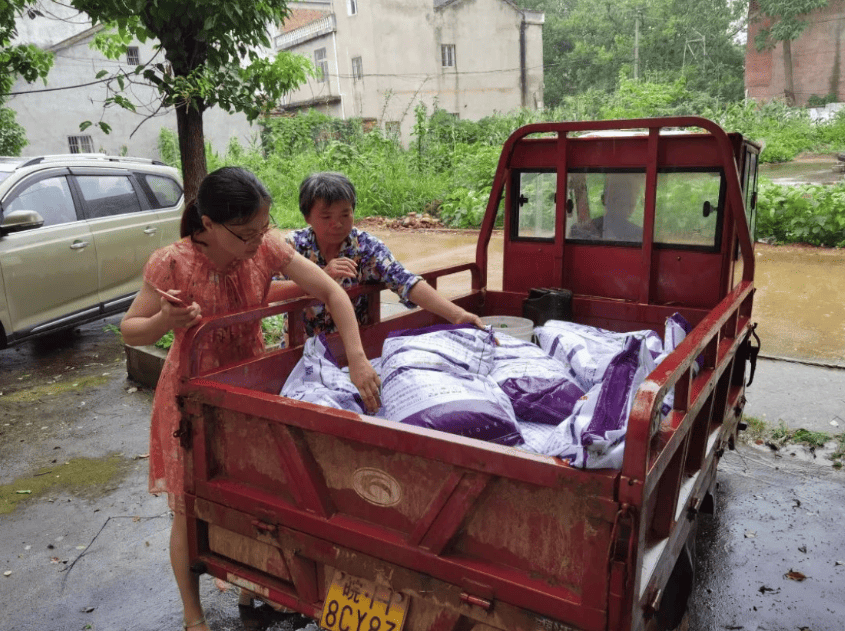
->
[320,570,408,631]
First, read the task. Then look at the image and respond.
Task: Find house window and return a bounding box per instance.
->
[441,44,455,68]
[126,46,140,65]
[68,135,94,154]
[351,56,363,81]
[314,48,328,82]
[347,0,358,15]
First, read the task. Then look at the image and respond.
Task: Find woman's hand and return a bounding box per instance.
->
[324,256,358,282]
[158,291,202,329]
[450,308,485,330]
[348,354,381,414]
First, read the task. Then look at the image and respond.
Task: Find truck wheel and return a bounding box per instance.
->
[655,536,695,630]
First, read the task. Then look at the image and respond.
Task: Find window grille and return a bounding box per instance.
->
[441,44,455,67]
[351,56,363,81]
[126,46,140,65]
[314,48,328,82]
[68,135,94,154]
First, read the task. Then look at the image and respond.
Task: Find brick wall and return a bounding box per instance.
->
[746,0,845,105]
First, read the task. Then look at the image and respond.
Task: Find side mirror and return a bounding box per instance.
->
[0,209,46,236]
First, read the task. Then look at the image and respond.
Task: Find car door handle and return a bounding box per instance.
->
[70,240,90,250]
[143,227,158,235]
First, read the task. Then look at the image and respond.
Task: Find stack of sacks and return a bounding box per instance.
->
[280,334,385,417]
[524,313,694,468]
[279,314,695,468]
[380,324,523,445]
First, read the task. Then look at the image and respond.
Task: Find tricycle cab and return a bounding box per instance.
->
[179,117,759,631]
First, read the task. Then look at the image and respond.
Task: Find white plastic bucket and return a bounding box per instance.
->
[481,315,534,342]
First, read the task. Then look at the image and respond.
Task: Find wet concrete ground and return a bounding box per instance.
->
[2,236,845,630]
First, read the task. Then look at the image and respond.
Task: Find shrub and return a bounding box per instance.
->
[757,179,845,247]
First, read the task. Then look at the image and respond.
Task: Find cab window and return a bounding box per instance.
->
[566,170,645,244]
[654,169,723,249]
[512,170,556,240]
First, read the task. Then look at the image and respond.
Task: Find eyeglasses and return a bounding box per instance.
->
[220,218,277,244]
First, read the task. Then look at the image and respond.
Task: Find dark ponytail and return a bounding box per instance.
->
[179,167,272,240]
[179,198,204,238]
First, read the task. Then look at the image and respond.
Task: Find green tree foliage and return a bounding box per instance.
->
[70,0,312,198]
[521,0,747,108]
[1,0,54,155]
[0,107,27,155]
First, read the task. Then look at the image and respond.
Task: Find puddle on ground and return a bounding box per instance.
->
[373,230,845,364]
[759,158,843,186]
[752,245,845,363]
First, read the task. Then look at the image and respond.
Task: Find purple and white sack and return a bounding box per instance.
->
[489,332,585,425]
[538,335,656,469]
[281,334,384,417]
[381,325,522,445]
[534,320,662,391]
[654,312,697,416]
[382,323,496,376]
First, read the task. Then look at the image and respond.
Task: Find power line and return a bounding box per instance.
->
[3,75,112,96]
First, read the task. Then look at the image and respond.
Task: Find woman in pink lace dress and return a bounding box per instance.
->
[120,167,380,631]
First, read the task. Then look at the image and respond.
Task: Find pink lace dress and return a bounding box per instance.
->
[144,235,294,513]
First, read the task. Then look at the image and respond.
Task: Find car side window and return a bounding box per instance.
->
[76,175,142,219]
[5,176,77,227]
[140,174,182,209]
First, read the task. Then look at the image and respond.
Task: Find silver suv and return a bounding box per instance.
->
[0,154,183,348]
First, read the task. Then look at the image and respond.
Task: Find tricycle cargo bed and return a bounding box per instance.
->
[179,118,759,631]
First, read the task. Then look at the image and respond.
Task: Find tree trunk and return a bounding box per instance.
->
[782,39,796,105]
[176,100,208,203]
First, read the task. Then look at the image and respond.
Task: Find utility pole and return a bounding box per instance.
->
[633,9,641,80]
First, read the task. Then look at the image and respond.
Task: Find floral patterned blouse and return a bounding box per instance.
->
[144,235,294,513]
[286,226,421,336]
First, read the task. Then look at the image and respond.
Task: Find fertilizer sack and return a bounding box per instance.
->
[381,325,522,445]
[534,320,663,391]
[538,334,656,469]
[281,334,384,417]
[489,331,585,425]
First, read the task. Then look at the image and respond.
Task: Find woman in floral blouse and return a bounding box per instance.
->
[282,171,484,336]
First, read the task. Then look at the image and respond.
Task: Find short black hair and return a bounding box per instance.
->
[298,172,356,218]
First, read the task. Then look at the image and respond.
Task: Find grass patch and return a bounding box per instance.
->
[0,455,126,515]
[2,374,112,403]
[740,416,844,468]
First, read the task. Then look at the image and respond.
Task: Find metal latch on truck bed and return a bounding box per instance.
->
[745,323,761,387]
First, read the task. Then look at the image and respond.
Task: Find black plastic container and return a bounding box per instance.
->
[522,288,573,326]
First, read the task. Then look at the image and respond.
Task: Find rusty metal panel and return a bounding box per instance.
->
[208,524,291,581]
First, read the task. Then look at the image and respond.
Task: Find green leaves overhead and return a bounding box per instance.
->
[1,1,54,93]
[753,0,829,49]
[73,0,311,120]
